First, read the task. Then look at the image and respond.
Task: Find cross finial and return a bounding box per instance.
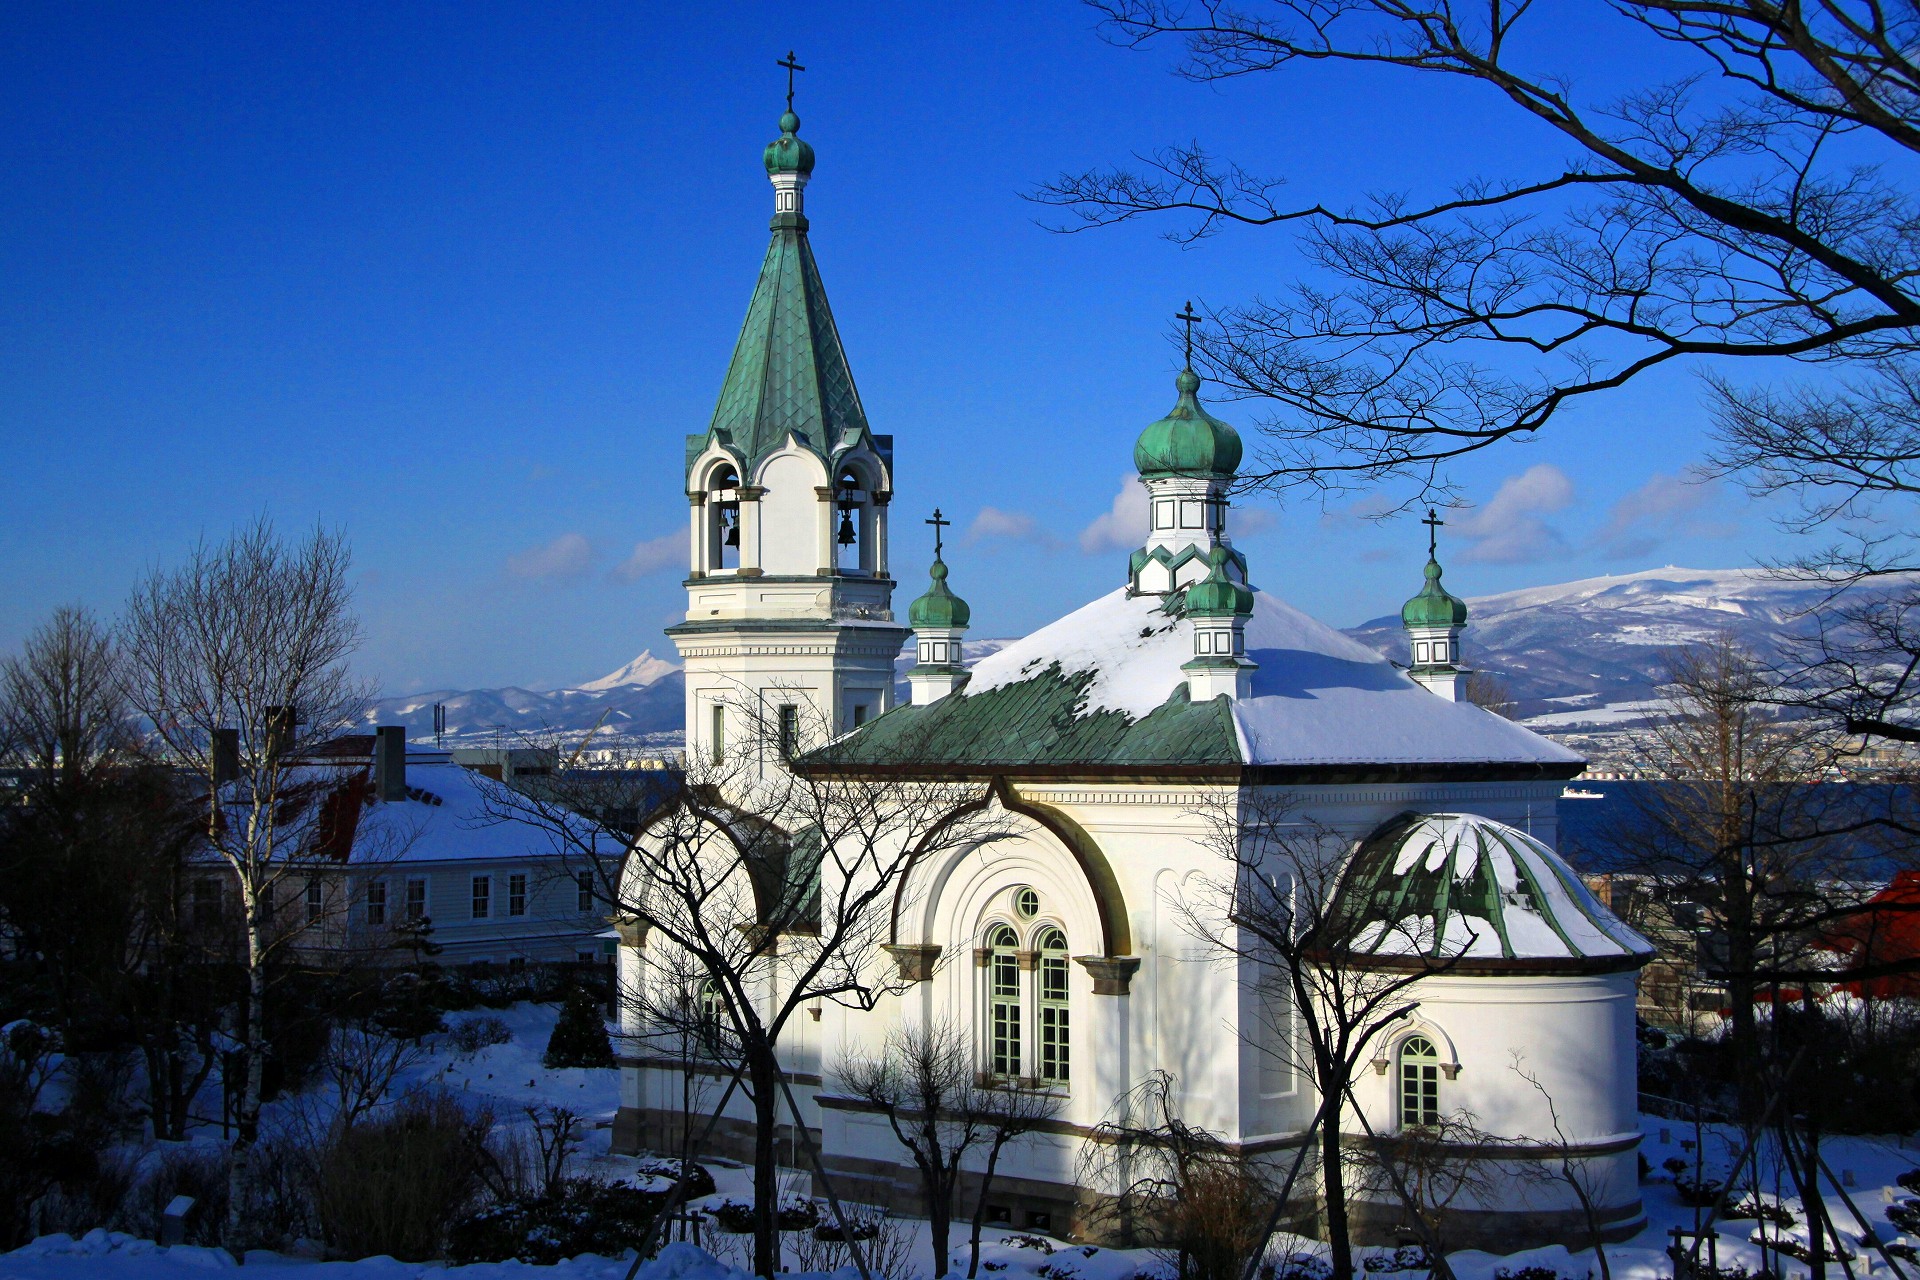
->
[1423,507,1445,559]
[1176,300,1201,367]
[778,50,806,112]
[926,508,950,559]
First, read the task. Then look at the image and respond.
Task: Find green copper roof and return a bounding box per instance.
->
[694,117,870,479]
[806,663,1241,770]
[908,556,971,630]
[1134,368,1243,480]
[764,110,815,175]
[1183,545,1253,617]
[1333,812,1653,965]
[1401,558,1469,628]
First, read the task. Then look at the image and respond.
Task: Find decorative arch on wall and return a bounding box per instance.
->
[1370,1017,1463,1081]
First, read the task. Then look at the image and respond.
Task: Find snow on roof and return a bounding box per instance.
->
[961,588,1579,768]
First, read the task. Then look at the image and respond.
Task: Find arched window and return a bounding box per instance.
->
[833,466,867,574]
[695,980,731,1058]
[1399,1034,1441,1128]
[987,924,1020,1079]
[709,464,741,571]
[1037,927,1070,1086]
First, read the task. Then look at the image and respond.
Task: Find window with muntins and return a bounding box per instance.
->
[711,704,725,765]
[471,875,491,920]
[508,873,527,917]
[576,870,594,914]
[305,879,323,925]
[1037,927,1070,1086]
[1400,1035,1441,1128]
[988,924,1021,1079]
[366,879,387,927]
[405,877,427,921]
[778,704,798,759]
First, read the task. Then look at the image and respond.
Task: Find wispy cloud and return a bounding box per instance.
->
[1079,477,1149,554]
[506,532,595,581]
[967,506,1041,543]
[1594,472,1721,561]
[611,532,683,583]
[1234,506,1277,537]
[1454,464,1575,564]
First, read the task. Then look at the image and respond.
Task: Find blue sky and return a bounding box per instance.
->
[0,3,1803,692]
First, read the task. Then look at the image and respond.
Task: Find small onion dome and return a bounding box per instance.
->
[763,110,815,176]
[1336,812,1654,966]
[1183,545,1253,618]
[908,557,970,630]
[1133,367,1243,480]
[1401,556,1468,628]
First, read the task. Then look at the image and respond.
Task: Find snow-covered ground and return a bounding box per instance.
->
[6,1005,1918,1280]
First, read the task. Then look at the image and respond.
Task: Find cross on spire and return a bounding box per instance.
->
[1176,300,1201,367]
[1423,508,1445,559]
[778,50,806,111]
[926,508,950,559]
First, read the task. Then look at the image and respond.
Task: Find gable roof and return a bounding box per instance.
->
[811,588,1584,779]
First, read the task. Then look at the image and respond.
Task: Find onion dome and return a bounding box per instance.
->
[1401,556,1469,628]
[1335,812,1653,967]
[764,110,815,176]
[1183,545,1253,617]
[909,556,970,629]
[1134,367,1243,480]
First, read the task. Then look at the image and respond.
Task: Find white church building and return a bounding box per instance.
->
[613,100,1653,1252]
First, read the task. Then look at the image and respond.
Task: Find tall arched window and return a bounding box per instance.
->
[1399,1034,1441,1128]
[833,467,866,574]
[1037,927,1070,1086]
[709,464,741,571]
[987,924,1021,1079]
[696,980,731,1058]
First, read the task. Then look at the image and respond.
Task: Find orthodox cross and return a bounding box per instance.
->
[779,50,806,111]
[1176,300,1201,366]
[1423,508,1444,558]
[926,508,950,559]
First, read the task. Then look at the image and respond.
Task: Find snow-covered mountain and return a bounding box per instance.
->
[366,650,687,746]
[377,568,1896,746]
[1344,566,1869,729]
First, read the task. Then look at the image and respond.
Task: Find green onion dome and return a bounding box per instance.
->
[1183,545,1253,618]
[1401,557,1469,628]
[908,557,970,630]
[763,110,815,175]
[1133,368,1243,480]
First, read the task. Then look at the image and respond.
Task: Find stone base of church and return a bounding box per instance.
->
[817,1151,1092,1239]
[1343,1196,1646,1253]
[609,1104,822,1165]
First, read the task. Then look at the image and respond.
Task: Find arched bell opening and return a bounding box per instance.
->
[708,463,742,571]
[833,465,873,576]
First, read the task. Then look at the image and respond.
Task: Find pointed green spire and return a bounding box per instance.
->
[696,95,871,479]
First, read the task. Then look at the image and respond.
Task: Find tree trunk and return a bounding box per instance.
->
[1320,1075,1353,1280]
[225,899,269,1253]
[929,1165,952,1278]
[750,1055,782,1279]
[969,1134,1012,1279]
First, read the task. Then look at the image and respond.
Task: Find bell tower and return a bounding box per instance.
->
[667,82,908,769]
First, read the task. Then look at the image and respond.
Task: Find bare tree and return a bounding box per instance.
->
[839,1019,1064,1279]
[1184,794,1467,1280]
[120,519,370,1249]
[1460,670,1515,721]
[1347,1109,1506,1277]
[484,688,1011,1278]
[1511,1056,1614,1280]
[0,605,128,780]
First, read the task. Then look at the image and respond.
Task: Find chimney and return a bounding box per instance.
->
[212,728,240,786]
[373,726,407,802]
[264,705,298,761]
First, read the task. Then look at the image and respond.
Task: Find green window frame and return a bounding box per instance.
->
[1399,1035,1441,1128]
[988,924,1021,1079]
[1037,927,1070,1087]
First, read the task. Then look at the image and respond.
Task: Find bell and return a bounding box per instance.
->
[721,507,740,547]
[836,508,856,546]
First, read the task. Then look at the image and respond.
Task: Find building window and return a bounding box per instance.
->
[471,875,491,920]
[851,702,869,729]
[305,878,324,925]
[987,924,1021,1079]
[1037,927,1070,1087]
[366,879,387,927]
[696,981,730,1057]
[577,870,594,914]
[1013,887,1039,919]
[405,877,427,921]
[193,879,221,929]
[778,704,798,759]
[1399,1035,1442,1128]
[508,873,527,918]
[711,704,725,765]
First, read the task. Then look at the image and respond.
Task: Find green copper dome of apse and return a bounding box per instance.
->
[764,110,815,175]
[1184,545,1254,617]
[1134,368,1243,480]
[1401,557,1469,628]
[909,557,971,630]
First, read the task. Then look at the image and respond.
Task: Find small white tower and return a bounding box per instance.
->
[1181,544,1256,701]
[906,509,971,706]
[1402,509,1470,701]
